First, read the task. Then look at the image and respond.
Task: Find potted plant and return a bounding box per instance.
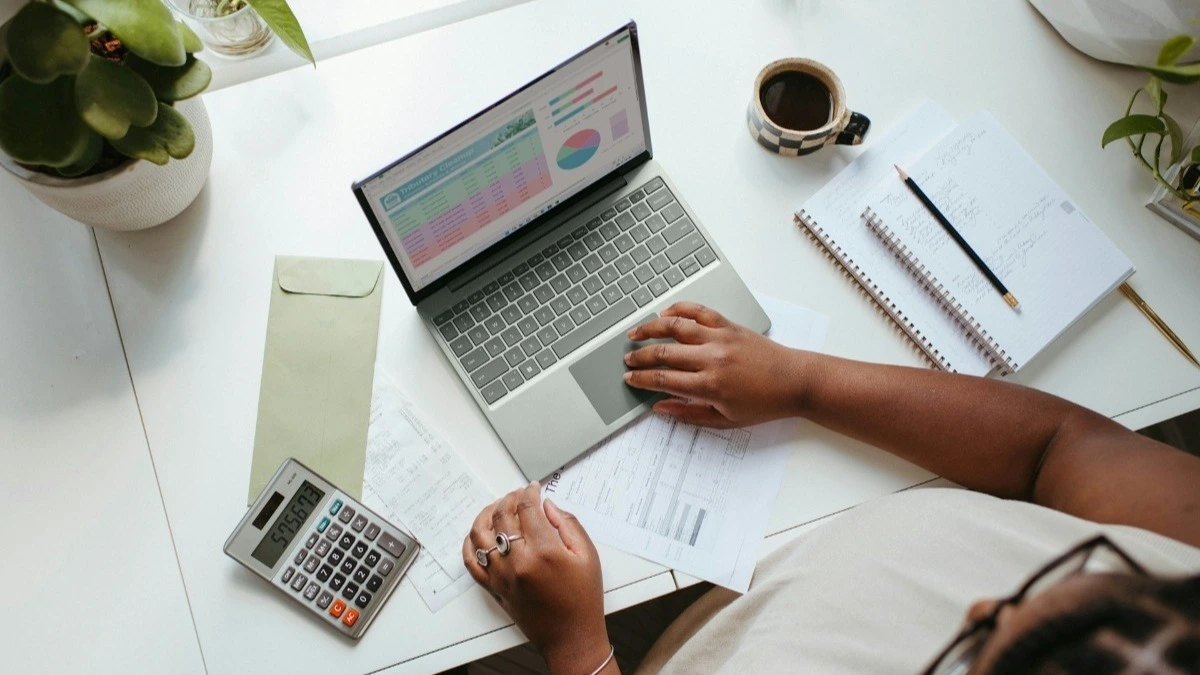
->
[1102,34,1200,239]
[0,0,312,231]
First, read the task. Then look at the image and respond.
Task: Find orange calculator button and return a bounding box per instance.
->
[342,609,360,627]
[329,599,346,618]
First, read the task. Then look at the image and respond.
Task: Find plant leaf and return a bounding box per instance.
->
[245,0,314,66]
[1144,77,1165,114]
[1161,112,1185,166]
[56,131,105,176]
[110,102,195,164]
[178,21,203,53]
[67,0,185,67]
[7,3,89,84]
[127,54,212,102]
[1101,114,1166,148]
[1157,34,1195,66]
[0,74,92,167]
[75,54,158,139]
[1141,63,1200,85]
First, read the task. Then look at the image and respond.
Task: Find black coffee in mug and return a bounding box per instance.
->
[759,71,831,131]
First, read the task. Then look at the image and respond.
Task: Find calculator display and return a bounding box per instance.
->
[251,481,325,567]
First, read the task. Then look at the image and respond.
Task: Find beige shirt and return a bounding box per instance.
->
[639,488,1200,674]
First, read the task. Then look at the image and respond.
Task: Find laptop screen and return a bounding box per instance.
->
[358,25,648,295]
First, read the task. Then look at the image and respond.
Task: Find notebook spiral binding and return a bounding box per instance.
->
[862,208,1017,375]
[793,209,952,372]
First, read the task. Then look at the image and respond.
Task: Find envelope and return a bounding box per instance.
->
[247,256,384,504]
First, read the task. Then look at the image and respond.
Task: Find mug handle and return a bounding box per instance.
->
[834,111,871,146]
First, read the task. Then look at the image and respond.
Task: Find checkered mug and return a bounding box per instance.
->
[747,58,870,156]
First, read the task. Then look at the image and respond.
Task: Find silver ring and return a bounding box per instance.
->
[475,545,498,567]
[495,532,523,556]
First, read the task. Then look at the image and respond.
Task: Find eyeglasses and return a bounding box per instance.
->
[920,535,1148,675]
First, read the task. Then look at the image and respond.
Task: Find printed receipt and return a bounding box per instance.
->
[543,294,829,592]
[362,372,493,612]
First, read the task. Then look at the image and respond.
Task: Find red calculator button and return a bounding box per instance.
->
[342,609,359,627]
[329,599,346,618]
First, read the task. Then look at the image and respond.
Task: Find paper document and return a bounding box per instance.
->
[544,294,828,592]
[363,372,493,611]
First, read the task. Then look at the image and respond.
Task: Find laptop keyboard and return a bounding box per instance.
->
[431,177,718,404]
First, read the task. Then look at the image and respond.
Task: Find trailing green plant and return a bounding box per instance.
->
[1102,34,1200,211]
[0,0,312,178]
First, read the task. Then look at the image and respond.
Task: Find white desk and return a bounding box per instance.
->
[7,0,1200,672]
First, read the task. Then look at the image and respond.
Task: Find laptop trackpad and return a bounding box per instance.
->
[569,314,668,425]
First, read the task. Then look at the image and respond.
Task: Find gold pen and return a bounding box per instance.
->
[1119,282,1199,368]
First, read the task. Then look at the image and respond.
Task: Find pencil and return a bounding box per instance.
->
[894,165,1019,309]
[1119,282,1199,368]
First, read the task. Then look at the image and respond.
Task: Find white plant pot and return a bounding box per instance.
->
[0,97,213,231]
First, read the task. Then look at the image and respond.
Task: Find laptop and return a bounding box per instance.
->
[353,21,769,480]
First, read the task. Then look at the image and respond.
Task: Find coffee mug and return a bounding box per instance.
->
[747,58,871,156]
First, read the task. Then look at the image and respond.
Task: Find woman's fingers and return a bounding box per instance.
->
[624,341,708,371]
[653,399,736,428]
[660,302,731,328]
[544,498,595,557]
[627,315,714,344]
[623,367,709,398]
[514,482,556,547]
[462,535,488,583]
[491,489,521,535]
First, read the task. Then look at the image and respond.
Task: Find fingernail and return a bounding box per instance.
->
[627,329,637,339]
[623,353,632,365]
[528,480,539,488]
[623,372,633,382]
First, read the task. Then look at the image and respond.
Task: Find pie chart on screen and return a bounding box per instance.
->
[557,129,601,170]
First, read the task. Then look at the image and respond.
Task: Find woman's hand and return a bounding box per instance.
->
[623,302,806,428]
[462,483,615,674]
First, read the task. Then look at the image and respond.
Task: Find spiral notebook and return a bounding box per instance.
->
[795,102,1134,376]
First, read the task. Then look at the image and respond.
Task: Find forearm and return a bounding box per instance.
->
[791,351,1119,501]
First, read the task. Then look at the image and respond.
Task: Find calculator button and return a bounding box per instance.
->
[316,517,330,533]
[315,540,331,558]
[317,565,332,582]
[328,549,344,566]
[329,599,346,618]
[304,582,320,601]
[293,549,307,566]
[364,550,381,568]
[351,541,368,559]
[338,507,355,524]
[351,514,368,532]
[355,591,372,609]
[329,499,343,516]
[325,523,343,541]
[364,524,381,541]
[353,566,370,584]
[316,591,333,610]
[303,556,319,574]
[281,567,295,584]
[290,574,307,592]
[342,609,360,628]
[340,558,356,576]
[366,575,383,592]
[329,574,346,591]
[378,533,408,558]
[339,533,355,550]
[342,582,359,600]
[377,558,394,577]
[305,533,318,549]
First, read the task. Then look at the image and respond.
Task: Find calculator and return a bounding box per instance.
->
[224,458,420,639]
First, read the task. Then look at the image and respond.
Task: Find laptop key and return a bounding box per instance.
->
[535,263,555,282]
[452,315,473,336]
[517,316,539,336]
[614,233,634,253]
[569,305,591,325]
[449,335,473,357]
[500,326,522,347]
[502,370,524,391]
[557,235,574,249]
[549,274,570,294]
[533,306,555,326]
[643,177,665,193]
[536,325,558,345]
[632,287,654,307]
[628,188,645,202]
[630,245,651,264]
[600,207,617,220]
[567,286,587,305]
[503,282,523,302]
[520,336,542,358]
[535,349,557,369]
[484,316,505,335]
[585,295,607,314]
[648,277,670,297]
[468,290,485,305]
[614,255,635,275]
[681,257,702,277]
[567,242,588,261]
[504,347,525,368]
[596,244,617,264]
[533,285,554,304]
[551,252,571,271]
[519,273,539,291]
[630,224,650,243]
[565,264,586,283]
[646,235,667,255]
[517,295,538,314]
[484,337,506,358]
[650,255,670,274]
[599,222,620,240]
[614,197,632,211]
[452,300,470,314]
[666,232,704,264]
[634,264,654,283]
[482,281,500,295]
[602,285,622,304]
[467,325,489,346]
[438,323,458,341]
[583,277,603,295]
[615,212,636,230]
[661,202,685,223]
[581,254,602,274]
[618,275,638,294]
[486,293,506,313]
[631,202,652,221]
[585,217,602,230]
[469,304,489,323]
[542,243,559,257]
[695,247,717,267]
[552,297,637,359]
[527,253,544,267]
[598,265,619,285]
[501,305,522,324]
[513,262,530,276]
[550,296,571,316]
[571,225,588,239]
[518,360,541,380]
[480,379,507,404]
[553,315,575,335]
[460,347,488,373]
[664,267,686,287]
[433,309,455,325]
[645,213,667,233]
[646,188,673,210]
[583,232,604,250]
[497,271,515,285]
[662,217,695,245]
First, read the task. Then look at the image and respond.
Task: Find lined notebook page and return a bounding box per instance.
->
[799,101,994,375]
[866,112,1134,370]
